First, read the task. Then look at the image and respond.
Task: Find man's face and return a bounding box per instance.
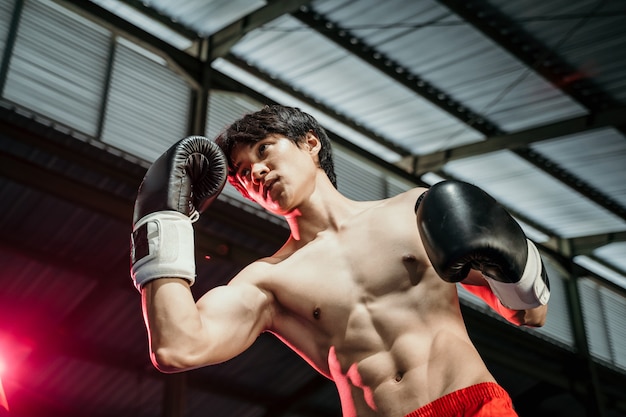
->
[230,134,320,215]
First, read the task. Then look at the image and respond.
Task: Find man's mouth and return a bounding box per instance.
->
[263,179,276,200]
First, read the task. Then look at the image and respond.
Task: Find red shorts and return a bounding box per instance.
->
[404,382,518,417]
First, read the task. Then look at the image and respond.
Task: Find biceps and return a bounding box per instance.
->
[196,284,273,363]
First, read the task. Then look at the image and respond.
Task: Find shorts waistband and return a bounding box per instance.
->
[404,382,511,417]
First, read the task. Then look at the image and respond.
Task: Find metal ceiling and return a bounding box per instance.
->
[122,0,626,287]
[1,0,626,416]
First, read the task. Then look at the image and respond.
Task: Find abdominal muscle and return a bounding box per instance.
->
[326,295,496,417]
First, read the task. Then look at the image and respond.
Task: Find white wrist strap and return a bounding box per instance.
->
[484,240,550,310]
[130,211,196,291]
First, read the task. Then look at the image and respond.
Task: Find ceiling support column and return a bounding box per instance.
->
[162,373,188,417]
[563,260,607,417]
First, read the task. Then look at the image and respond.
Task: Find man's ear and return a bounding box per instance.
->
[305,131,322,157]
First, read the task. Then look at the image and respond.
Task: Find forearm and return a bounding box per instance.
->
[141,278,209,372]
[460,281,547,327]
[129,136,229,371]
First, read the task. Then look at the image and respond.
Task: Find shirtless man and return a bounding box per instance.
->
[130,105,550,417]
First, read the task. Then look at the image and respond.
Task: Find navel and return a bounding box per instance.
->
[394,371,404,383]
[313,307,321,320]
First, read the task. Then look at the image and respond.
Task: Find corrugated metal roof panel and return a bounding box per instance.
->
[4,0,111,136]
[603,285,626,371]
[143,0,266,36]
[231,14,484,155]
[594,243,626,276]
[579,276,626,372]
[313,0,587,131]
[211,57,406,162]
[530,128,626,207]
[442,150,626,238]
[101,39,191,161]
[0,0,15,59]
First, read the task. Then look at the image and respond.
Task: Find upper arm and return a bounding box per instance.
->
[195,280,275,364]
[460,270,547,327]
[142,262,276,373]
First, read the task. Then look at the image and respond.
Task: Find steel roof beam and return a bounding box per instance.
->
[548,232,626,258]
[411,106,626,174]
[210,0,311,60]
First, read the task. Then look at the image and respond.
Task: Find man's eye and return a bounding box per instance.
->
[259,143,268,154]
[236,166,250,179]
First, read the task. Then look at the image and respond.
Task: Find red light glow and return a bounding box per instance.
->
[0,376,8,411]
[0,355,7,411]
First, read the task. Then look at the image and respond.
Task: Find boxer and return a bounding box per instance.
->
[131,105,549,417]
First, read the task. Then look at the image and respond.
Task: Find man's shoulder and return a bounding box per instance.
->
[229,242,299,285]
[228,256,277,285]
[377,186,428,209]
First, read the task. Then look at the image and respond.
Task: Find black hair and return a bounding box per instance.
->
[215,105,337,199]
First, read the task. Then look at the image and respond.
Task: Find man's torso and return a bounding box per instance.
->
[237,189,495,416]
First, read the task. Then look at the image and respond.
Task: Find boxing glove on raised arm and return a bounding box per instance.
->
[415,180,550,310]
[130,136,227,291]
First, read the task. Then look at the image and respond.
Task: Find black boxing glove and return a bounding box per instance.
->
[415,180,550,310]
[130,136,227,291]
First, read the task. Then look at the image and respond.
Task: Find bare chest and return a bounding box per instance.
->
[265,206,430,343]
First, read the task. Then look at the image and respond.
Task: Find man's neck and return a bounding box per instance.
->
[284,174,359,244]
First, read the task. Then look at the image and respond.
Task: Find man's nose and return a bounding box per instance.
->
[251,163,267,183]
